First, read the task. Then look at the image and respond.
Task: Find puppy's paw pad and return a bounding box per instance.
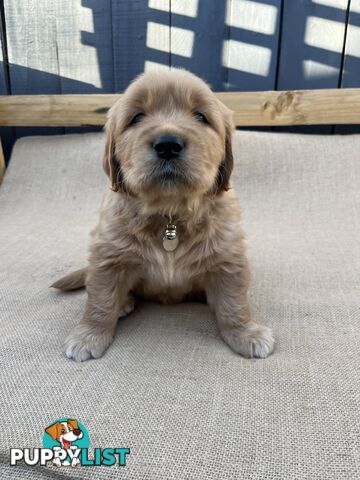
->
[222,324,275,359]
[64,325,114,362]
[118,295,135,318]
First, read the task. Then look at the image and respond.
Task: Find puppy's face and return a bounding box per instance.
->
[103,69,234,199]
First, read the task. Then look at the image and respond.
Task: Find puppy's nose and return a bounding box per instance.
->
[153,135,184,160]
[73,429,81,436]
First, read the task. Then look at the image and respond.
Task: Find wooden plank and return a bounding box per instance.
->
[169,0,228,90]
[337,0,360,133]
[112,0,170,92]
[225,0,282,91]
[220,88,360,125]
[0,89,359,127]
[0,94,119,127]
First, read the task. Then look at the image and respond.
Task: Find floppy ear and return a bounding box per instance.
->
[103,121,126,193]
[45,422,60,440]
[215,112,234,194]
[67,419,79,430]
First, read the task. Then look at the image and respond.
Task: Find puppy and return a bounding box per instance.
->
[52,69,274,362]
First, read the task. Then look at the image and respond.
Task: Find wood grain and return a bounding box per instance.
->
[4,0,60,94]
[4,0,63,138]
[0,88,359,127]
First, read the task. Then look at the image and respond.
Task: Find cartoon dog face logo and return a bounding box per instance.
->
[43,419,88,467]
[45,419,83,451]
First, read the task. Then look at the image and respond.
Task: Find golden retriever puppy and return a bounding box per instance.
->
[52,69,274,362]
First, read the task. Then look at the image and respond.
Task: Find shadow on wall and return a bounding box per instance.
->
[101,0,282,92]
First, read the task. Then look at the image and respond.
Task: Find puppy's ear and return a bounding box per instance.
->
[103,121,126,193]
[45,422,60,440]
[215,109,234,194]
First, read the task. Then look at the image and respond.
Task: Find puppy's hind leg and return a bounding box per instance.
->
[64,266,138,362]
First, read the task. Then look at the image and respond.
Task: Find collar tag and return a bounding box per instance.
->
[162,218,179,251]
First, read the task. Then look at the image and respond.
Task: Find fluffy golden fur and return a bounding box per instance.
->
[52,69,274,362]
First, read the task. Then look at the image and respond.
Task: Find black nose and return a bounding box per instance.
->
[73,429,81,436]
[153,135,184,160]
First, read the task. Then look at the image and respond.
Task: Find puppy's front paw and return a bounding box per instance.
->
[221,324,275,358]
[64,324,114,362]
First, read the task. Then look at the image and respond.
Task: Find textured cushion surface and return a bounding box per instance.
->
[0,131,359,479]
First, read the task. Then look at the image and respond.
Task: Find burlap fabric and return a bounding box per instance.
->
[0,131,359,479]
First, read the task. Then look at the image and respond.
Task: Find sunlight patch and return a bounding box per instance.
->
[223,40,271,76]
[149,0,198,17]
[303,59,340,78]
[304,16,345,53]
[226,0,277,35]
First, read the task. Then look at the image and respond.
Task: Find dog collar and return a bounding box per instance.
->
[163,215,179,252]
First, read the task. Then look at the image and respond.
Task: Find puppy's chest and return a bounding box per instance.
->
[137,239,210,299]
[142,247,195,289]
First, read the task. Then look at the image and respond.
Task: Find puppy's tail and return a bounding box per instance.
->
[50,268,87,291]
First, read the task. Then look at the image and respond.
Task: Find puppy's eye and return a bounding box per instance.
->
[129,113,145,126]
[193,111,208,124]
[61,429,66,433]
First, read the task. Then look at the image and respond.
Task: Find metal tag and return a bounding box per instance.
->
[163,236,179,251]
[162,222,178,251]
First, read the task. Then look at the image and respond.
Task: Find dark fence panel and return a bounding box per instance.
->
[337,0,360,133]
[276,0,349,133]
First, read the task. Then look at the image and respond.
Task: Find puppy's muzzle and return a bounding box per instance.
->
[153,135,184,161]
[73,428,81,436]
